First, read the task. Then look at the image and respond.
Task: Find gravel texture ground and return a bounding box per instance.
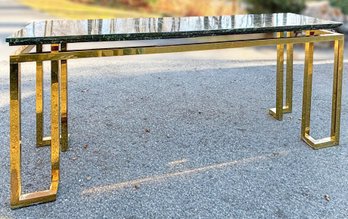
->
[0,50,347,219]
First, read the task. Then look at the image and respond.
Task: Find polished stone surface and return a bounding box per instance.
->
[7,13,342,45]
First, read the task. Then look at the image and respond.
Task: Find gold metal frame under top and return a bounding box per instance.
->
[9,29,344,209]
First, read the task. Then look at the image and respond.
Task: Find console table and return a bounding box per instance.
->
[6,13,344,209]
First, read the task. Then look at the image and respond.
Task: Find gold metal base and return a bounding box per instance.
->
[36,135,70,148]
[269,32,294,121]
[11,189,57,209]
[36,136,52,147]
[302,134,338,150]
[300,31,344,150]
[269,106,291,118]
[35,44,69,152]
[10,44,61,209]
[9,29,345,209]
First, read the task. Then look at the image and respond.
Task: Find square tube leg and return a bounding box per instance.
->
[10,62,22,206]
[301,33,344,149]
[269,32,294,120]
[10,45,61,209]
[301,32,314,138]
[330,39,344,144]
[60,43,69,152]
[36,44,69,152]
[36,44,50,147]
[285,32,294,113]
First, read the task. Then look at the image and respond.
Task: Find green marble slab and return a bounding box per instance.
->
[6,13,342,46]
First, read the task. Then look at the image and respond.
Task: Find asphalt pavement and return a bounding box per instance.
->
[0,1,348,218]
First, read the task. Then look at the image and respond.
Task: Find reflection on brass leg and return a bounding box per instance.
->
[284,31,294,113]
[10,62,22,208]
[269,32,294,119]
[301,31,314,140]
[36,44,50,147]
[330,39,344,144]
[49,45,61,198]
[10,45,61,209]
[269,32,285,120]
[301,33,344,149]
[36,44,68,151]
[61,43,69,152]
[36,44,55,147]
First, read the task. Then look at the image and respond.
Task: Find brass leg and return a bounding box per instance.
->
[36,44,50,147]
[269,32,285,120]
[61,43,69,152]
[284,32,294,113]
[10,62,22,207]
[36,44,69,152]
[301,32,314,140]
[330,39,344,144]
[301,33,344,149]
[269,32,294,120]
[10,45,61,209]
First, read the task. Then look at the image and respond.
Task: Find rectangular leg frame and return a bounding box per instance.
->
[269,31,294,120]
[36,44,69,152]
[301,33,344,149]
[10,46,61,208]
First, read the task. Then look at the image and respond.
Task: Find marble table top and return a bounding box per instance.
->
[6,13,342,46]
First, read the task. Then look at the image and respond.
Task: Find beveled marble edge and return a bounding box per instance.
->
[6,13,343,46]
[8,24,342,46]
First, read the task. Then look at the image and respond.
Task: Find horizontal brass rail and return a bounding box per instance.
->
[10,31,343,63]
